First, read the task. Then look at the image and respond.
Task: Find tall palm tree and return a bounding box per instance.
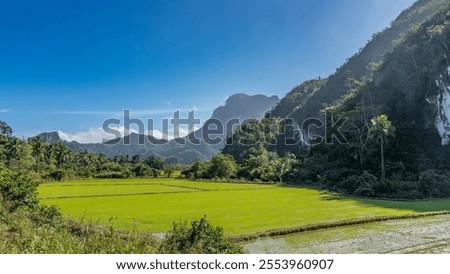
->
[77,151,91,166]
[44,146,54,166]
[29,137,46,172]
[54,143,70,169]
[368,114,395,181]
[4,137,21,165]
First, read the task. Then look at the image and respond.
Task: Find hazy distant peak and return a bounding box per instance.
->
[37,131,63,143]
[212,93,280,121]
[224,93,279,104]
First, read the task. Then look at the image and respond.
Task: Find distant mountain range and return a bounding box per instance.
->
[37,93,279,164]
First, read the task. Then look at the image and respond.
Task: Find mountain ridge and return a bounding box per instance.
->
[271,0,449,124]
[37,93,279,163]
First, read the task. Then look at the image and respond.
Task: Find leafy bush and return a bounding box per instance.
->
[183,161,210,179]
[0,168,39,211]
[387,180,420,199]
[47,168,75,181]
[76,168,93,178]
[29,205,63,226]
[353,171,377,197]
[207,154,238,180]
[133,163,153,177]
[158,217,244,254]
[163,165,175,178]
[95,171,131,179]
[298,156,329,182]
[341,171,377,196]
[418,169,450,198]
[320,168,358,186]
[340,175,359,194]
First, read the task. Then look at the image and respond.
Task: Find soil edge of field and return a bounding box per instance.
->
[231,211,450,242]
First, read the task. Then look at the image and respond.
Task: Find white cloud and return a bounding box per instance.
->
[57,126,138,144]
[57,125,200,144]
[146,125,200,141]
[0,109,9,113]
[146,129,164,140]
[177,126,200,138]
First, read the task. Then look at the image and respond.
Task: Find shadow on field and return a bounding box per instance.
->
[352,197,450,212]
[317,190,450,212]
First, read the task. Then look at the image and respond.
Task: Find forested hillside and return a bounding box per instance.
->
[271,0,448,123]
[220,1,450,199]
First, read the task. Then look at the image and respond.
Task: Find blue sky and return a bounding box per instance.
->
[0,0,415,142]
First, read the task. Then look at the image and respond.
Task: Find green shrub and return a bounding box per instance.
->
[388,180,421,199]
[341,171,377,196]
[76,168,93,178]
[29,205,63,226]
[321,168,357,186]
[0,168,39,211]
[133,163,153,177]
[95,171,130,179]
[47,169,75,181]
[353,171,377,197]
[208,154,238,180]
[419,169,450,198]
[298,156,329,182]
[158,217,244,254]
[184,161,210,179]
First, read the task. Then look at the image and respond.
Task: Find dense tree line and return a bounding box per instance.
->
[183,143,297,183]
[0,121,179,181]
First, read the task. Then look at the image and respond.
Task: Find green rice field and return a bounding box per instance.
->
[38,178,450,236]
